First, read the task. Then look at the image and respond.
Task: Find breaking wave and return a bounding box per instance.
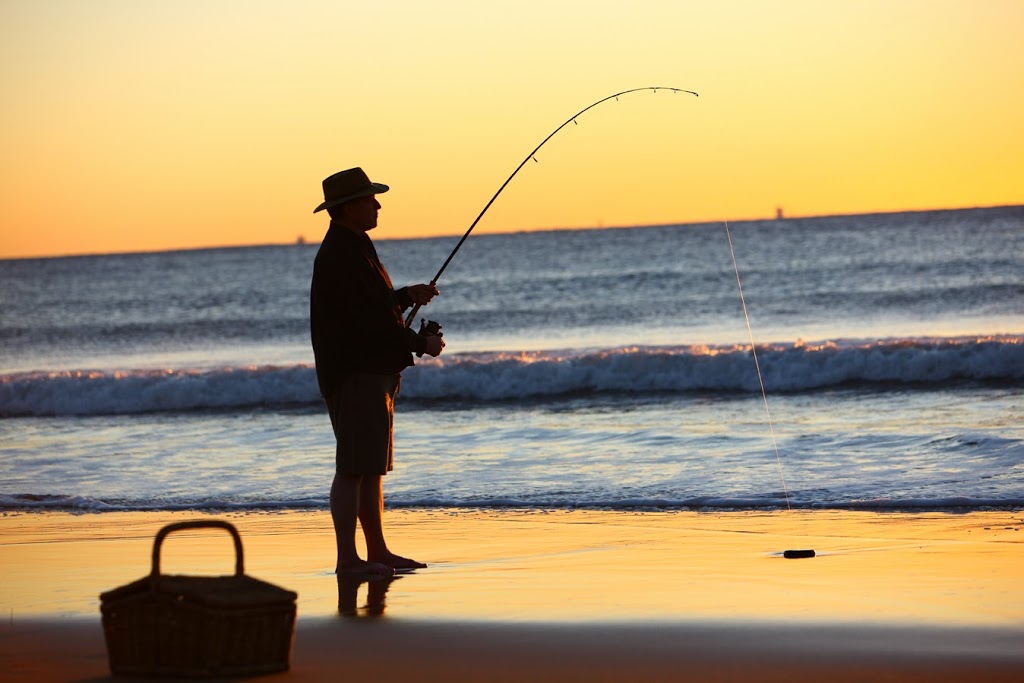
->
[2,335,1020,417]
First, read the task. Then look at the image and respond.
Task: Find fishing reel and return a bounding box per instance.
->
[415,319,443,357]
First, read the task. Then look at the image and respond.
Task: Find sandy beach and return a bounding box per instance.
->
[2,509,1022,681]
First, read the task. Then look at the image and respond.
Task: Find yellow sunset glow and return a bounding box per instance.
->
[1,0,1022,258]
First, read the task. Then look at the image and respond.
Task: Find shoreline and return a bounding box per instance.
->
[1,509,1022,681]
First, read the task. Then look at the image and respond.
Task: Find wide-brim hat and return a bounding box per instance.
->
[313,167,389,213]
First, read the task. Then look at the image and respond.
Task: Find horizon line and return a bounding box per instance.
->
[4,202,1021,262]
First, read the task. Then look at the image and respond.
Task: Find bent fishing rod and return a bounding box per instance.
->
[405,86,699,328]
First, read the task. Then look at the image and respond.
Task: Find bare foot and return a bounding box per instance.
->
[337,559,394,578]
[373,552,427,570]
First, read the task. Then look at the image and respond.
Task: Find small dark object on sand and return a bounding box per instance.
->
[783,549,816,559]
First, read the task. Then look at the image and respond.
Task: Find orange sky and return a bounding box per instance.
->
[1,0,1022,259]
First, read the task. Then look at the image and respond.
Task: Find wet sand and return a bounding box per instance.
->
[1,509,1022,681]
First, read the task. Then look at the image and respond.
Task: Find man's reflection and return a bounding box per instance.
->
[338,573,400,617]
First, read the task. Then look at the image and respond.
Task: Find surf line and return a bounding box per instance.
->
[404,86,699,327]
[724,221,792,510]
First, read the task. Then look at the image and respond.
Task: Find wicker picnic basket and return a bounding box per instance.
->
[100,520,297,678]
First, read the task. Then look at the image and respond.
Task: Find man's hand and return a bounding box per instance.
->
[406,283,439,306]
[423,334,445,357]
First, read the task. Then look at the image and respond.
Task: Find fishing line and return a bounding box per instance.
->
[405,86,699,327]
[724,220,791,510]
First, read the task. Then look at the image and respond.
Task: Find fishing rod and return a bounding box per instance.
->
[405,85,699,328]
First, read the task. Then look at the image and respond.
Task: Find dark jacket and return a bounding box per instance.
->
[310,223,426,395]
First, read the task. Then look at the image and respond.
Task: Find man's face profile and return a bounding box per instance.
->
[342,195,381,232]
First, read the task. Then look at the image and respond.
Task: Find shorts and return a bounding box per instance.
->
[325,373,401,476]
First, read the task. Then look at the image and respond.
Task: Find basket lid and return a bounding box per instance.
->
[102,573,296,608]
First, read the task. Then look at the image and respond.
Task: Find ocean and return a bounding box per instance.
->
[1,206,1022,512]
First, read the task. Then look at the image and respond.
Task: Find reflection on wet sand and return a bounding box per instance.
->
[337,573,405,617]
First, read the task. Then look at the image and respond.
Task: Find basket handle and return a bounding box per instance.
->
[151,520,245,577]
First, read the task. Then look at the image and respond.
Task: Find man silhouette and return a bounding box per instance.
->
[310,167,443,576]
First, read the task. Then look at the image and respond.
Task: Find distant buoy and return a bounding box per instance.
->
[783,549,816,559]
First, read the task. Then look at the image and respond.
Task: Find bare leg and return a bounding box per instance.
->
[357,475,387,559]
[360,475,427,570]
[330,472,391,576]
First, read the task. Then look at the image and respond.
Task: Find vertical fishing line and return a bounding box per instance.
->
[724,221,791,510]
